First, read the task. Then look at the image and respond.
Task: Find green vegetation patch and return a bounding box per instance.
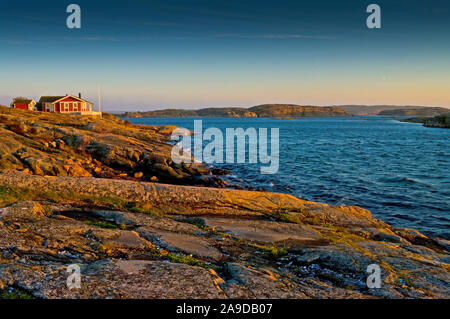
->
[84,195,129,211]
[84,220,135,230]
[147,247,217,270]
[249,243,288,258]
[271,207,336,228]
[179,217,206,229]
[85,220,120,230]
[0,287,33,299]
[168,254,209,268]
[126,202,164,217]
[0,186,23,206]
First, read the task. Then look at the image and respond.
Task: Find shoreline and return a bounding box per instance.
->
[128,115,450,240]
[0,105,448,299]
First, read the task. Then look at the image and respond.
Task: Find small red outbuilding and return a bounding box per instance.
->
[12,98,36,111]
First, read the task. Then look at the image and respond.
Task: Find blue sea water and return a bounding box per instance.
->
[128,116,450,239]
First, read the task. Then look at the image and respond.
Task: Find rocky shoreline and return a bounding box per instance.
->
[0,106,448,299]
[401,113,450,129]
[0,105,227,187]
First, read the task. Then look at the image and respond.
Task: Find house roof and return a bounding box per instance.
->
[13,98,35,104]
[38,95,94,105]
[38,96,65,103]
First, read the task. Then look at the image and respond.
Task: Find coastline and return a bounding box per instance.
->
[129,115,450,240]
[400,114,450,129]
[0,106,449,299]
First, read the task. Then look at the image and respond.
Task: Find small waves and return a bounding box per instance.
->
[378,176,435,187]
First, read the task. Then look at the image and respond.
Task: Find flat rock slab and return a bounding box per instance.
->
[137,226,223,260]
[0,259,227,299]
[203,217,325,246]
[103,231,150,249]
[222,263,306,298]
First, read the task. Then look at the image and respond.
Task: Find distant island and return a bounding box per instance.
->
[378,107,450,117]
[121,104,351,118]
[120,104,449,118]
[335,105,433,116]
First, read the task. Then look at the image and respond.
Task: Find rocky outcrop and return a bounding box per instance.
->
[0,174,448,299]
[0,172,378,224]
[0,105,225,186]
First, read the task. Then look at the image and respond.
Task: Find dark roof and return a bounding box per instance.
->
[13,98,34,104]
[38,96,65,103]
[38,95,94,105]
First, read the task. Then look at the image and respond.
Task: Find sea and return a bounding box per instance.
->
[128,116,450,240]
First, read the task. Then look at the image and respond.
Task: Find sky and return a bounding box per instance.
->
[0,0,449,111]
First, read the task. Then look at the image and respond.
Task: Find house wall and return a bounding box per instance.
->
[42,103,54,112]
[41,97,94,113]
[56,101,87,113]
[14,104,29,110]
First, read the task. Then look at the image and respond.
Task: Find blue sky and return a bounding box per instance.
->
[0,0,449,111]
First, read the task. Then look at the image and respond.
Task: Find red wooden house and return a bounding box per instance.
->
[38,94,98,115]
[12,98,36,111]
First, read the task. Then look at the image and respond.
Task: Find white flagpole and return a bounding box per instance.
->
[97,84,102,117]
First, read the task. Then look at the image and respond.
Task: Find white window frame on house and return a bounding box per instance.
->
[64,103,69,112]
[73,103,78,112]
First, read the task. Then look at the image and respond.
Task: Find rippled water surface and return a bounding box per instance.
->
[129,116,450,239]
